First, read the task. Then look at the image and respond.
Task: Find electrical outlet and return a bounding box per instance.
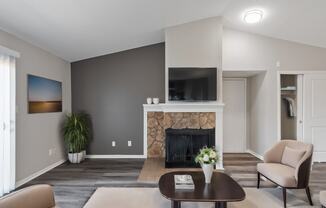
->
[128,140,132,147]
[112,141,116,147]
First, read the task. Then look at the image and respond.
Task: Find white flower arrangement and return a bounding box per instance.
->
[195,146,219,165]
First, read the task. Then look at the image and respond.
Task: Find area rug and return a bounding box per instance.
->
[83,187,321,208]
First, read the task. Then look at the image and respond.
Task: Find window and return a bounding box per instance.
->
[0,46,18,196]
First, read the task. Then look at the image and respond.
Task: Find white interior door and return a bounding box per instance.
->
[304,73,326,162]
[223,78,246,153]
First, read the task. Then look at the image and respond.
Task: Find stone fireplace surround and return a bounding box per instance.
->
[147,112,216,158]
[143,102,224,169]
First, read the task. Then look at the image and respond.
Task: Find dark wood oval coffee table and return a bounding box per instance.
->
[159,171,245,208]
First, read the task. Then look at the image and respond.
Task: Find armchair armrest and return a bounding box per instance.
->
[295,144,313,188]
[0,184,56,208]
[263,142,285,163]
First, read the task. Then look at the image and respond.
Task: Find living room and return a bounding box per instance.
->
[1,1,326,208]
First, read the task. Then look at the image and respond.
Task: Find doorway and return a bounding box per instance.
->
[279,74,303,141]
[223,78,247,153]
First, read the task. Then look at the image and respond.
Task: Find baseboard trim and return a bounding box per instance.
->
[85,155,146,159]
[15,159,66,188]
[246,149,264,161]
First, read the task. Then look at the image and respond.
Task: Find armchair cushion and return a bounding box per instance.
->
[257,163,297,187]
[281,146,306,168]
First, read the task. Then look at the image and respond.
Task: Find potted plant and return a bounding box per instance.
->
[63,112,90,163]
[195,146,219,183]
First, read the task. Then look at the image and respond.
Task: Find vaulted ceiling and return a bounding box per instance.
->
[0,0,325,62]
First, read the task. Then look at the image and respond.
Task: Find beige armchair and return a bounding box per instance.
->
[257,140,313,208]
[321,191,326,208]
[0,184,57,208]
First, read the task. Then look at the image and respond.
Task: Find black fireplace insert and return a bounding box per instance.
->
[165,128,215,168]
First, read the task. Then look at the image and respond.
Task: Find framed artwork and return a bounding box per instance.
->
[28,74,62,113]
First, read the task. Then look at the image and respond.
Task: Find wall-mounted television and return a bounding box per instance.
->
[168,67,217,101]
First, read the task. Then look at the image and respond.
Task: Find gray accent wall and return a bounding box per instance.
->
[71,43,165,155]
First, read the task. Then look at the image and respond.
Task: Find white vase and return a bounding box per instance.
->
[153,98,159,104]
[146,97,152,104]
[202,163,214,183]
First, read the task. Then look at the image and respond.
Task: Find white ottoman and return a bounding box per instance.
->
[321,191,326,208]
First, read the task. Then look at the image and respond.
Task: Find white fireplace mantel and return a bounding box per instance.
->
[143,102,224,113]
[143,102,225,169]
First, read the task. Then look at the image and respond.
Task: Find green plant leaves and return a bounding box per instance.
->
[63,112,91,153]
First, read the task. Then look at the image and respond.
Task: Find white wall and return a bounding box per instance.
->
[223,28,326,156]
[165,17,223,102]
[165,17,222,68]
[0,29,71,183]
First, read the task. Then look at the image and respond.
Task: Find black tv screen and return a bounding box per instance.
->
[169,68,217,101]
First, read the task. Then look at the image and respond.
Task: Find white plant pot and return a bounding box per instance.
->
[81,150,86,161]
[68,152,83,163]
[202,163,214,183]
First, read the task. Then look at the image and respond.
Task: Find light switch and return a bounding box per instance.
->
[112,141,116,147]
[128,141,132,147]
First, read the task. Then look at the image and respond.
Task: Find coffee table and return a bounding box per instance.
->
[159,171,245,208]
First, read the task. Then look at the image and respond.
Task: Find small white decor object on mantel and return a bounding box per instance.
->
[195,146,219,183]
[153,98,159,104]
[174,175,194,190]
[146,97,152,104]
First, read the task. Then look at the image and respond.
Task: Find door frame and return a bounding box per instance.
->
[223,77,247,152]
[276,71,326,142]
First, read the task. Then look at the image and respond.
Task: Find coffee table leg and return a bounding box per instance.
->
[171,200,181,208]
[215,202,227,208]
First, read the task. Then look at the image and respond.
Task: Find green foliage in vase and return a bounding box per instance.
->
[63,112,91,153]
[195,146,219,165]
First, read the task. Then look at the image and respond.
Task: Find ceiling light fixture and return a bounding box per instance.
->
[243,9,263,24]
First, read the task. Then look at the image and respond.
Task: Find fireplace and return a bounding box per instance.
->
[165,128,215,168]
[143,103,224,169]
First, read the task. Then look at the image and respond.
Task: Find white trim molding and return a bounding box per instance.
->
[246,149,264,161]
[143,102,224,113]
[15,159,66,188]
[0,45,20,58]
[85,155,146,159]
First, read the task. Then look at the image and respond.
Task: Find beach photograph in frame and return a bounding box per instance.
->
[28,74,62,113]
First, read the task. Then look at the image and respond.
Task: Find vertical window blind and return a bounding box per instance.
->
[0,53,16,197]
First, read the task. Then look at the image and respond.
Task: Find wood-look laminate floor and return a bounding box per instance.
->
[22,154,326,208]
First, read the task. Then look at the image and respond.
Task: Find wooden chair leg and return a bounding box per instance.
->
[257,172,260,189]
[305,186,313,206]
[282,188,287,208]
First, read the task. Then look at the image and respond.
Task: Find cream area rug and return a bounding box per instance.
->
[83,187,321,208]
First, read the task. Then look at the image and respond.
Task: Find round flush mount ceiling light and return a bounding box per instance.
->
[243,9,264,24]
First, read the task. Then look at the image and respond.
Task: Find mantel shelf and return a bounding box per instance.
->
[143,102,224,113]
